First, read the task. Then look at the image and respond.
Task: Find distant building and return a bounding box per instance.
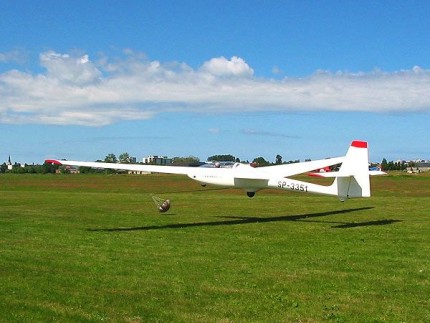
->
[7,155,13,170]
[56,165,80,174]
[416,162,430,172]
[143,155,172,165]
[128,170,151,175]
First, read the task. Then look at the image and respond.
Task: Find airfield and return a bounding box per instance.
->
[1,172,429,322]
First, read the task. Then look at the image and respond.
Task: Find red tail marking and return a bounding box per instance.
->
[351,141,367,148]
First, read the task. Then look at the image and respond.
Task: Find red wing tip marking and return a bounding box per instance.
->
[45,159,63,165]
[351,140,368,148]
[308,173,324,177]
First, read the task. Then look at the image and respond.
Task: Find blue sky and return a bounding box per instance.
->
[1,1,430,164]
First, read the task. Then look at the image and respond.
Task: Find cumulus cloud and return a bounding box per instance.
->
[40,51,101,85]
[1,50,430,126]
[200,56,254,77]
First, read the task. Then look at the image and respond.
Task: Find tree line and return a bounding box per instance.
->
[380,158,412,171]
[1,162,57,174]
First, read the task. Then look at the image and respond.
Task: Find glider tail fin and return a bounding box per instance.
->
[334,140,371,200]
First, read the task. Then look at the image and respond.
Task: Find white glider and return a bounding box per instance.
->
[46,140,384,201]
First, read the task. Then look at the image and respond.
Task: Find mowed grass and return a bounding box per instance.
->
[0,173,429,322]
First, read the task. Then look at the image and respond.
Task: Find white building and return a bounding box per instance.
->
[143,155,173,165]
[7,155,13,170]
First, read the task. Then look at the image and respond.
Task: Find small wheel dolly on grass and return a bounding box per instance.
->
[151,195,171,213]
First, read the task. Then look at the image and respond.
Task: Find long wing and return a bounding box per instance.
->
[45,159,194,175]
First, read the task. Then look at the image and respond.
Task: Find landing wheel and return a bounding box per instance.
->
[246,191,255,198]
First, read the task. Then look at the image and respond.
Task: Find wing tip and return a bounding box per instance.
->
[45,159,63,165]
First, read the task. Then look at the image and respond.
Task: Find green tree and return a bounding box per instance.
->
[381,158,388,171]
[104,153,118,163]
[42,162,57,174]
[252,157,270,167]
[286,159,300,164]
[275,154,283,165]
[119,152,131,164]
[207,154,236,162]
[103,154,118,174]
[172,156,200,166]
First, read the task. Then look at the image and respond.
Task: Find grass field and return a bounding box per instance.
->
[1,172,429,322]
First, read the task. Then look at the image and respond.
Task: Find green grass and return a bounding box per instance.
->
[1,173,429,322]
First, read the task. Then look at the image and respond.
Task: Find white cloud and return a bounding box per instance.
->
[39,51,101,85]
[1,50,430,126]
[200,56,254,77]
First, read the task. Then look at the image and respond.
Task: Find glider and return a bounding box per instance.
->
[46,140,384,201]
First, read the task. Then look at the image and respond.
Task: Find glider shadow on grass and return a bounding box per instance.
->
[88,206,400,232]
